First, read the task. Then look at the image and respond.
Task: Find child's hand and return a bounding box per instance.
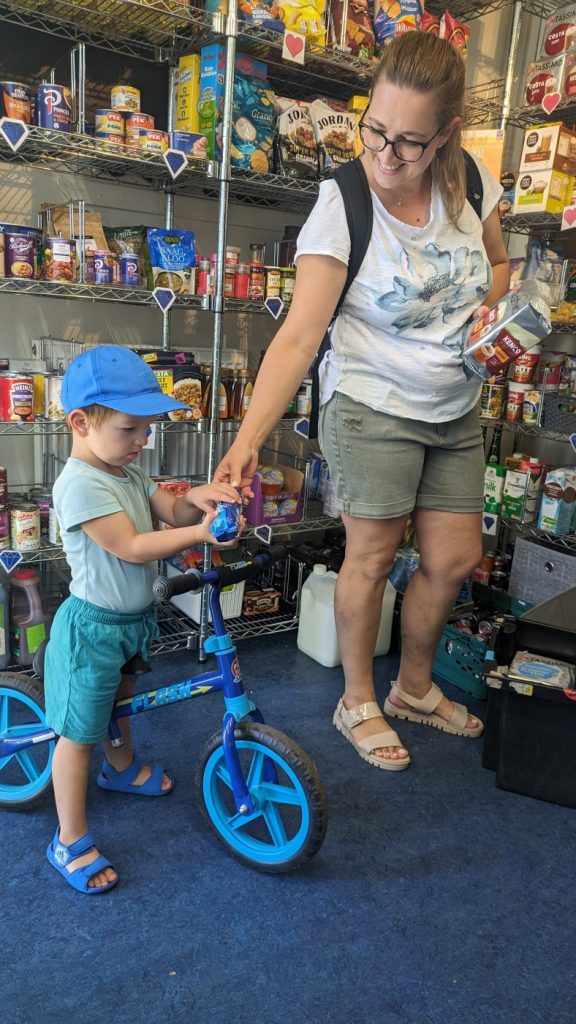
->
[185,482,243,515]
[195,509,247,548]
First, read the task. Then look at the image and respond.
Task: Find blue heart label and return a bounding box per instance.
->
[163,148,188,181]
[0,117,30,152]
[0,550,23,574]
[152,287,176,313]
[264,297,284,319]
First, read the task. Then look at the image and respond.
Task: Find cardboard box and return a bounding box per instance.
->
[175,53,201,134]
[198,45,268,160]
[513,168,574,214]
[525,54,572,105]
[245,463,304,527]
[484,464,506,509]
[242,587,281,617]
[502,461,546,524]
[537,466,576,534]
[519,122,576,175]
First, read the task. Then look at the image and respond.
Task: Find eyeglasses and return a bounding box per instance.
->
[358,122,444,162]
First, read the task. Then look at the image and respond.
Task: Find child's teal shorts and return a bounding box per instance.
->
[44,596,158,744]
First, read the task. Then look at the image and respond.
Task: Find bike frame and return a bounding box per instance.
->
[0,572,278,817]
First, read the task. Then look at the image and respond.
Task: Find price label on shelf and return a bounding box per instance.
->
[152,287,176,313]
[0,117,29,152]
[163,148,188,181]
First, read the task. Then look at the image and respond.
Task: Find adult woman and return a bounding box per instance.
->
[215,32,510,770]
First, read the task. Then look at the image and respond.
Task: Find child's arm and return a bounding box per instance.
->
[81,507,243,563]
[150,481,242,529]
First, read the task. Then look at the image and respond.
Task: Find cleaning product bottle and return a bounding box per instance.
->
[9,568,51,667]
[0,579,10,669]
[297,564,396,668]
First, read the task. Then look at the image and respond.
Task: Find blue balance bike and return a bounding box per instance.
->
[0,546,329,873]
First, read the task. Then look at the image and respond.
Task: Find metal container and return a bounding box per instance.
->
[37,83,72,131]
[0,373,34,421]
[0,81,32,123]
[10,502,40,551]
[44,373,65,420]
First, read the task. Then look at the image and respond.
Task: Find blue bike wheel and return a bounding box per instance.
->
[196,722,328,873]
[0,674,54,807]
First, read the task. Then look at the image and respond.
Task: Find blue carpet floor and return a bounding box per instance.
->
[2,633,575,1024]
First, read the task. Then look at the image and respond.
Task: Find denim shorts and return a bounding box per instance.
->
[318,391,485,519]
[44,596,158,744]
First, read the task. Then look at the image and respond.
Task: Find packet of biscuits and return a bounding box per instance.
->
[462,280,551,381]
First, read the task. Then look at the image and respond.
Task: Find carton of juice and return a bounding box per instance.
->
[463,281,551,381]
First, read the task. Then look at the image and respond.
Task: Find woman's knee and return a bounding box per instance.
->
[420,546,482,586]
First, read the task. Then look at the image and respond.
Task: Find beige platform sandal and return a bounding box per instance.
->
[383,681,484,738]
[333,699,411,771]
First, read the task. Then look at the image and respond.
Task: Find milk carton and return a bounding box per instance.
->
[484,464,506,512]
[502,458,546,523]
[537,466,576,534]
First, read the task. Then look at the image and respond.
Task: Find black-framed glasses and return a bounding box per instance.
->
[358,122,444,162]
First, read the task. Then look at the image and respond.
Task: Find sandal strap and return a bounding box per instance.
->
[391,681,444,715]
[100,756,143,788]
[52,829,96,866]
[357,729,404,756]
[339,701,383,729]
[449,701,469,731]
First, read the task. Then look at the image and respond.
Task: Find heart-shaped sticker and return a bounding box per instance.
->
[286,32,304,58]
[542,91,561,114]
[564,206,576,227]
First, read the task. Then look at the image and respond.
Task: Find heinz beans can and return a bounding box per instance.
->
[0,373,34,421]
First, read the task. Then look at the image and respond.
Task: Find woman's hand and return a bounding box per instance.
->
[213,439,259,501]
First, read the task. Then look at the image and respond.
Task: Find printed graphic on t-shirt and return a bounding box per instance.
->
[375,242,488,348]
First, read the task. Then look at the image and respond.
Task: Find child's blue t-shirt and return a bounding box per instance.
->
[53,458,158,613]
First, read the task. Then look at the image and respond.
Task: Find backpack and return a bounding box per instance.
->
[307,149,484,439]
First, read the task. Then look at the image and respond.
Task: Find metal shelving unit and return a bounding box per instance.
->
[500,518,576,552]
[480,416,575,444]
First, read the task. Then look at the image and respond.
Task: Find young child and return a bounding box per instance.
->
[44,345,244,894]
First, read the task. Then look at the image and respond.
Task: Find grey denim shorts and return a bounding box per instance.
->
[318,391,485,519]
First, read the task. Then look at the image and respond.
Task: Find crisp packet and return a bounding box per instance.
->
[373,0,423,46]
[439,10,470,55]
[462,281,551,381]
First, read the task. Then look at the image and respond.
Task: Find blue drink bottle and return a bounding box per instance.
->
[209,500,241,542]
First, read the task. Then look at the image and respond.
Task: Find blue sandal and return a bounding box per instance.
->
[97,757,174,796]
[46,828,118,894]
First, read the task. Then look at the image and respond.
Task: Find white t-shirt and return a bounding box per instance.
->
[295,156,502,422]
[54,459,158,613]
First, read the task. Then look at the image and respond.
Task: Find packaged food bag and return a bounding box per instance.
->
[309,98,356,175]
[462,281,551,381]
[146,228,196,293]
[274,96,318,179]
[327,0,375,58]
[231,65,276,173]
[276,0,327,45]
[373,0,423,47]
[237,0,285,34]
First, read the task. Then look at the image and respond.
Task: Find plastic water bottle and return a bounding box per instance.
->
[297,564,396,668]
[0,580,10,669]
[9,568,51,666]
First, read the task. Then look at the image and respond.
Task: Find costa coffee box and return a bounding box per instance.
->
[513,168,574,214]
[541,5,576,58]
[519,122,576,175]
[525,55,570,106]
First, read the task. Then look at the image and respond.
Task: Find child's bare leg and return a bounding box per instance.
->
[102,675,171,791]
[52,736,117,889]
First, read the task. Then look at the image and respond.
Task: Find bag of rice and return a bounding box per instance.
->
[146,228,196,294]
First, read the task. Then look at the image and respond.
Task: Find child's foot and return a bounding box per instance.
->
[46,829,118,893]
[97,757,174,796]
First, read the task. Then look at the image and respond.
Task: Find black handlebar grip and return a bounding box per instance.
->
[152,568,204,602]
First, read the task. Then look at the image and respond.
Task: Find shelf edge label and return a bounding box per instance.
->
[264,297,284,319]
[570,432,576,455]
[163,148,188,181]
[561,205,576,230]
[282,30,305,64]
[0,117,30,152]
[294,418,309,438]
[0,550,23,574]
[152,287,176,313]
[253,525,272,545]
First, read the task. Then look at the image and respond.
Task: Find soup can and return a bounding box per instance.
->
[480,382,506,420]
[44,373,65,420]
[33,373,46,417]
[0,373,34,421]
[5,231,36,279]
[10,502,40,551]
[119,252,140,287]
[111,85,140,112]
[0,508,9,550]
[0,81,32,123]
[37,83,72,131]
[0,466,6,508]
[41,237,76,282]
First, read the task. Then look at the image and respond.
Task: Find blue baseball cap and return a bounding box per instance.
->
[61,345,190,416]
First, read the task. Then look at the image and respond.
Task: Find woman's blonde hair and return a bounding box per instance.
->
[370,32,467,226]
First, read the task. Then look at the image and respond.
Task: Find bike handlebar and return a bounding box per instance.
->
[152,544,288,602]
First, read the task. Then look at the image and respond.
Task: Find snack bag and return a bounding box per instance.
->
[274,96,318,179]
[231,67,276,173]
[327,0,375,58]
[238,0,284,33]
[439,9,470,56]
[462,281,551,381]
[276,0,327,45]
[146,228,196,293]
[309,98,356,175]
[373,0,423,47]
[421,10,440,34]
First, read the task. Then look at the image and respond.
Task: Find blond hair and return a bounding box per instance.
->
[67,404,117,429]
[370,33,467,226]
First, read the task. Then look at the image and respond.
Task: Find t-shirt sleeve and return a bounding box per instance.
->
[473,155,503,221]
[54,468,126,532]
[294,178,351,266]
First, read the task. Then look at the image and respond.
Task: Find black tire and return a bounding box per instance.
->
[195,721,329,873]
[0,672,54,808]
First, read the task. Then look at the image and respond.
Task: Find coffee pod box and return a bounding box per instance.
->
[519,122,576,175]
[513,168,574,214]
[525,55,576,106]
[463,281,551,381]
[540,4,576,59]
[537,466,576,534]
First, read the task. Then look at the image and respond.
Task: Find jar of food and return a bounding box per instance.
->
[248,264,265,301]
[296,378,313,417]
[249,242,265,265]
[280,267,296,305]
[265,266,281,298]
[234,263,250,299]
[224,264,236,298]
[236,369,254,419]
[197,259,211,295]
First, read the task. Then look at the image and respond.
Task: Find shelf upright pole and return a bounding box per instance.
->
[158,65,178,479]
[199,2,239,657]
[499,0,523,130]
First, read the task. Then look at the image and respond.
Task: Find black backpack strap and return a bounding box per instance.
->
[308,158,373,439]
[463,148,483,220]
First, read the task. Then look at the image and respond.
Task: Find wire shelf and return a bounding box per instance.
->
[500,518,576,551]
[480,416,575,444]
[501,212,566,235]
[0,277,204,308]
[508,101,576,130]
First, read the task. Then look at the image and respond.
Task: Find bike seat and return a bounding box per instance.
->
[121,654,151,676]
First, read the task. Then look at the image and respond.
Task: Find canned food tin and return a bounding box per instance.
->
[0,507,9,549]
[94,109,125,135]
[10,502,40,551]
[0,81,32,123]
[29,487,52,538]
[139,129,168,154]
[265,266,281,298]
[480,382,506,420]
[93,249,114,285]
[44,374,65,420]
[37,83,72,131]
[124,112,154,149]
[48,504,61,545]
[33,373,46,417]
[296,378,313,416]
[119,252,140,287]
[94,132,125,151]
[280,267,295,304]
[4,232,36,279]
[111,85,140,112]
[41,237,75,282]
[0,373,34,421]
